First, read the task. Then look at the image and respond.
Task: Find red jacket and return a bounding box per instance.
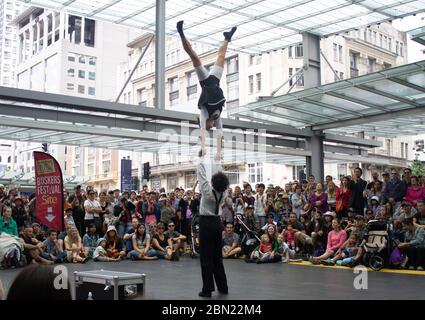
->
[336,187,351,208]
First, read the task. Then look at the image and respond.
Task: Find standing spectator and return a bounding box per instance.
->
[403,168,412,187]
[116,198,133,238]
[160,196,176,226]
[143,193,158,226]
[11,197,28,231]
[405,176,425,208]
[84,190,103,234]
[309,183,329,214]
[384,169,407,214]
[326,181,337,211]
[254,183,267,228]
[306,175,316,196]
[67,185,86,237]
[221,192,234,226]
[348,167,367,216]
[243,183,255,207]
[367,172,382,190]
[0,207,18,236]
[290,186,305,218]
[324,175,333,192]
[381,172,390,193]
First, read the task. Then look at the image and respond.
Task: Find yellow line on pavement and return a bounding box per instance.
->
[287,261,425,276]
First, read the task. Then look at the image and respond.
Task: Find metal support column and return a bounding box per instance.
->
[155,0,166,110]
[303,32,324,180]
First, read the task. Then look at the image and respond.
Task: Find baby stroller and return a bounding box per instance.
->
[362,219,391,271]
[190,210,201,258]
[235,214,261,257]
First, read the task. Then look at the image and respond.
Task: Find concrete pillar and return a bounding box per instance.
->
[155,0,166,110]
[303,33,324,181]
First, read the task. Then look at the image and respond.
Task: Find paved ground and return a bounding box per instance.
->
[1,257,424,300]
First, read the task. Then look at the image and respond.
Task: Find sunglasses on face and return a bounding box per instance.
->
[168,225,175,227]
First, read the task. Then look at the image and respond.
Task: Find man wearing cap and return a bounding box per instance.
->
[197,158,229,298]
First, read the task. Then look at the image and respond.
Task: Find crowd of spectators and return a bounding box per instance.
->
[0,166,424,271]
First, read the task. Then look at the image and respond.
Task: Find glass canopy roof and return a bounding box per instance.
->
[229,60,425,137]
[18,0,425,53]
[409,25,425,45]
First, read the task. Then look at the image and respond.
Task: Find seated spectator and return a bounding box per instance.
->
[20,226,52,265]
[93,238,120,262]
[222,223,241,259]
[323,234,360,266]
[413,200,425,229]
[249,234,273,263]
[284,225,296,250]
[312,211,334,256]
[129,223,158,260]
[393,201,417,222]
[64,227,86,263]
[152,222,178,261]
[405,176,425,208]
[165,221,187,254]
[31,223,45,242]
[294,213,315,254]
[364,209,375,222]
[123,218,139,254]
[7,264,71,300]
[42,229,67,263]
[0,232,25,268]
[399,218,425,270]
[105,225,126,259]
[244,204,256,231]
[310,219,347,263]
[82,223,99,258]
[0,207,18,236]
[172,209,188,247]
[277,233,296,263]
[261,214,277,231]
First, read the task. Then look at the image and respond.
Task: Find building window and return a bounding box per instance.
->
[227,56,238,74]
[339,72,344,80]
[78,85,85,94]
[67,68,75,77]
[295,68,304,87]
[405,143,408,159]
[67,83,74,91]
[87,163,94,176]
[388,38,392,51]
[167,174,178,191]
[256,73,261,92]
[248,163,263,184]
[84,18,95,47]
[288,46,293,58]
[79,56,86,64]
[185,172,196,189]
[78,70,85,79]
[256,55,262,64]
[88,87,95,95]
[248,75,254,94]
[137,88,147,106]
[88,72,96,80]
[396,41,400,55]
[295,45,303,58]
[68,15,82,44]
[349,51,359,78]
[186,71,197,101]
[68,53,76,62]
[150,176,161,191]
[400,43,404,57]
[226,167,239,185]
[337,163,347,181]
[169,77,179,106]
[338,45,343,63]
[249,54,254,65]
[379,34,383,47]
[102,160,110,176]
[89,57,96,66]
[373,31,377,44]
[227,73,239,102]
[401,142,405,158]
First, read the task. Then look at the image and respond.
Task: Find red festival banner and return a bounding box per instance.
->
[34,151,64,231]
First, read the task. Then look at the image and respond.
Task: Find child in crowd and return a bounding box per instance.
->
[277,233,295,263]
[250,234,273,263]
[322,234,359,266]
[93,238,120,262]
[284,225,296,249]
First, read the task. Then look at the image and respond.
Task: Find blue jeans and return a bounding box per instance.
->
[129,249,157,259]
[117,222,131,239]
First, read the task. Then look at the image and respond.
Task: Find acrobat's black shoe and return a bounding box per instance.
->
[177,20,184,37]
[198,291,212,298]
[223,26,237,41]
[218,288,228,295]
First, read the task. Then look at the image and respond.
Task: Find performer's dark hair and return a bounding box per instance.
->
[211,172,229,193]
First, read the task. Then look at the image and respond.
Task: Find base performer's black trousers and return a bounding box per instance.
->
[199,215,228,293]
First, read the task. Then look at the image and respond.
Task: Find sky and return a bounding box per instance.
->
[392,12,425,62]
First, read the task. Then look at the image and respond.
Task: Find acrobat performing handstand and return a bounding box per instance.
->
[177,20,237,161]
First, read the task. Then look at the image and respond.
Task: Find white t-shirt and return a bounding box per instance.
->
[84,199,101,220]
[254,193,267,217]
